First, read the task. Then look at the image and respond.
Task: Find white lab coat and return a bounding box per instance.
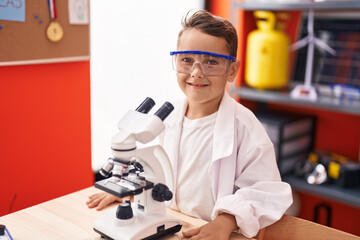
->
[159,91,293,238]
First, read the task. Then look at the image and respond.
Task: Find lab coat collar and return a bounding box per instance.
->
[166,91,235,163]
[163,91,236,203]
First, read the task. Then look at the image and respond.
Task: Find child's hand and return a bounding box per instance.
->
[182,213,237,240]
[86,192,122,210]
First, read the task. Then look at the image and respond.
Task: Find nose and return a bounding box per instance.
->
[191,62,205,78]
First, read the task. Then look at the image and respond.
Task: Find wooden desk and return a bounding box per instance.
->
[0,187,252,240]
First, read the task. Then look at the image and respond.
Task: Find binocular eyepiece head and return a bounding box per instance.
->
[135,97,174,121]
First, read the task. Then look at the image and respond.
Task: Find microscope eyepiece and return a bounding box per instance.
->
[135,97,155,114]
[154,102,174,121]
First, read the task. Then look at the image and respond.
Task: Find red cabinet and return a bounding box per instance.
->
[0,61,94,216]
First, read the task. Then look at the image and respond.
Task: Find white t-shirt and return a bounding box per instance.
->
[175,111,217,222]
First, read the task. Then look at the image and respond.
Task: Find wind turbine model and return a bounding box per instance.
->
[290,8,336,101]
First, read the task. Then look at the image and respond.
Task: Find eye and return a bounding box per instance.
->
[179,55,194,64]
[182,57,193,63]
[204,56,221,65]
[207,59,219,65]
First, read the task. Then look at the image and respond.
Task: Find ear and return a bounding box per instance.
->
[227,61,240,83]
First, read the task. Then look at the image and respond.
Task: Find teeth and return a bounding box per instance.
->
[190,83,207,86]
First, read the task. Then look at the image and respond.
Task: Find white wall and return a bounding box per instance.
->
[90,0,204,171]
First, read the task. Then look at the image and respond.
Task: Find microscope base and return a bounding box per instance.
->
[93,206,182,240]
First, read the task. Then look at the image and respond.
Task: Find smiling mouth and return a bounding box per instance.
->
[188,83,209,87]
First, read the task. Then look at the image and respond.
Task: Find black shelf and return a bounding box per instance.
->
[234,0,360,11]
[283,175,360,208]
[231,86,360,116]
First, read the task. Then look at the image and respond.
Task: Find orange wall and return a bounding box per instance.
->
[209,0,230,19]
[0,61,93,216]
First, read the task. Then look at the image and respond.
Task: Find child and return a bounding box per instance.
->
[87,10,292,239]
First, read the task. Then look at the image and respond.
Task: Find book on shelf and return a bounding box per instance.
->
[256,110,316,175]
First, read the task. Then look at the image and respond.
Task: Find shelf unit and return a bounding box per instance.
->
[230,85,360,116]
[231,0,360,117]
[283,175,360,209]
[231,85,360,209]
[231,0,360,217]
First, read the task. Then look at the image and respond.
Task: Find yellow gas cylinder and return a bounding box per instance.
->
[245,11,290,89]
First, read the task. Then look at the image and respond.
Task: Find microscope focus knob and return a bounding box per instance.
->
[116,200,133,220]
[152,183,173,202]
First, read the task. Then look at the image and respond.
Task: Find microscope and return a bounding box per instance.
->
[93,98,182,240]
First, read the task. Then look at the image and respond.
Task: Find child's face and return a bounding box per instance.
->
[176,28,238,110]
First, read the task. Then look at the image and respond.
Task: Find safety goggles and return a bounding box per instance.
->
[170,51,236,76]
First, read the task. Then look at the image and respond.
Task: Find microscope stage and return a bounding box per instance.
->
[95,178,154,198]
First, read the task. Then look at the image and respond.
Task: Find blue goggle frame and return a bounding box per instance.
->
[170,51,236,62]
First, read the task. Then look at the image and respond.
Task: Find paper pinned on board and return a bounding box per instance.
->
[0,0,26,22]
[68,0,89,25]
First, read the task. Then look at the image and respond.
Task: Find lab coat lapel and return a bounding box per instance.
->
[212,91,235,162]
[209,91,237,201]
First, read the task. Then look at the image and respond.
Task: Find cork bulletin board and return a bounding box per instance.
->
[0,0,90,66]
